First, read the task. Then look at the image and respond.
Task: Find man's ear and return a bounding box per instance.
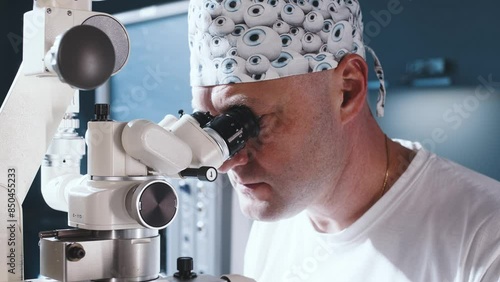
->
[337,54,368,124]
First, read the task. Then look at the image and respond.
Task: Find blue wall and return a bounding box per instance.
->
[110,14,192,122]
[368,86,500,181]
[360,0,500,86]
[360,0,500,180]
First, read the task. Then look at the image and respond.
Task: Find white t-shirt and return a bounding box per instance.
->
[244,141,500,282]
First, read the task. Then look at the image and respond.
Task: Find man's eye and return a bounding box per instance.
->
[257,114,267,124]
[255,114,275,144]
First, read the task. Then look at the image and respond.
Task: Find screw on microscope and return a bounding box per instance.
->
[66,243,86,262]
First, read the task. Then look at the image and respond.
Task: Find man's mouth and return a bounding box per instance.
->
[239,182,264,190]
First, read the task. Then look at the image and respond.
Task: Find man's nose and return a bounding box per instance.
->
[218,148,249,173]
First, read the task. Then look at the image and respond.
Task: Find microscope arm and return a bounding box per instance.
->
[0,63,76,281]
[0,1,130,279]
[122,119,194,176]
[0,50,81,282]
[122,105,260,181]
[122,114,226,179]
[1,0,128,205]
[0,63,76,204]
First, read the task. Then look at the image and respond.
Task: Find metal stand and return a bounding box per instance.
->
[39,229,160,281]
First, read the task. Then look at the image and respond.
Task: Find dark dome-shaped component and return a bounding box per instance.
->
[55,25,115,90]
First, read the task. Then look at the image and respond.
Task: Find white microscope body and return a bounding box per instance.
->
[40,103,258,281]
[1,0,128,280]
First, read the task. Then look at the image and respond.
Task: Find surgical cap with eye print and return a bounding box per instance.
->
[188,0,387,117]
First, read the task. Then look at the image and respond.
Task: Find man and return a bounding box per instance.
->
[188,0,500,281]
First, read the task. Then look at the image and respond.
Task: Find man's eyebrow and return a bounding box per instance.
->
[219,95,253,112]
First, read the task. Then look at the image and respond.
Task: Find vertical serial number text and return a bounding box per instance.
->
[6,168,17,274]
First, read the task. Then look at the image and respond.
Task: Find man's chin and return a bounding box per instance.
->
[231,179,304,221]
[237,194,270,220]
[237,194,293,222]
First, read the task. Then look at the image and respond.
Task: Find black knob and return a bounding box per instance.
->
[178,257,193,273]
[66,243,85,262]
[174,257,197,280]
[180,167,218,182]
[93,103,111,121]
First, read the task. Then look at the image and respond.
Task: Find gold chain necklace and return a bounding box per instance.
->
[379,135,390,199]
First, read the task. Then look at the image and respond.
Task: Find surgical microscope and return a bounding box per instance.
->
[0,1,257,281]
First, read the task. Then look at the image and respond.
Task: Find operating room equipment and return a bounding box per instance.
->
[38,103,259,281]
[1,0,129,279]
[0,0,257,281]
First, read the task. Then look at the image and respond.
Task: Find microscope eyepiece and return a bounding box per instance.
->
[191,111,214,127]
[204,105,260,157]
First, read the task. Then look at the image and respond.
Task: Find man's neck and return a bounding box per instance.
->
[306,133,416,234]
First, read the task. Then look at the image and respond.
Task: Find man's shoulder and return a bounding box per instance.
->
[396,139,500,196]
[423,150,500,197]
[389,141,500,239]
[405,148,500,238]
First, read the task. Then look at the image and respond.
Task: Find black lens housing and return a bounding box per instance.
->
[206,105,260,157]
[191,111,214,127]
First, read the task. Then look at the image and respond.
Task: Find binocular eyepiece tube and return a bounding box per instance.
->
[191,105,260,158]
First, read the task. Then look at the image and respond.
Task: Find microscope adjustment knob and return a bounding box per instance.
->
[174,257,198,280]
[66,243,86,262]
[180,167,218,182]
[93,103,112,121]
[126,179,179,229]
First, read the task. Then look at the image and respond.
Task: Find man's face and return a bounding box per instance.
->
[192,71,346,221]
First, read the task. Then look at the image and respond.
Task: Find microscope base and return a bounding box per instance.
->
[27,275,225,282]
[39,229,160,282]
